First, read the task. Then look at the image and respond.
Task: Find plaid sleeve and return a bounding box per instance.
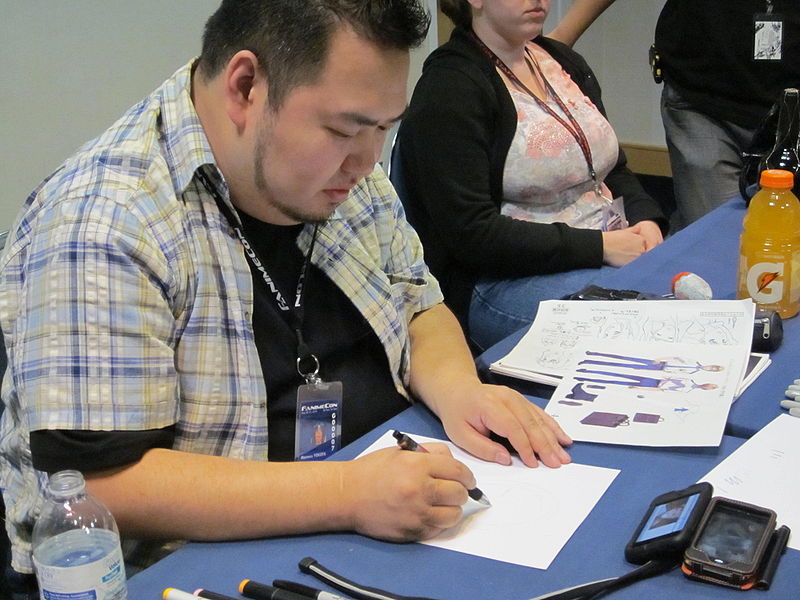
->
[366,167,444,322]
[11,193,183,432]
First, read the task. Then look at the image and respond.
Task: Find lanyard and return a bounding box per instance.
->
[469,30,605,198]
[195,168,322,382]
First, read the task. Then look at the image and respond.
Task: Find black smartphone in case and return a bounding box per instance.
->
[682,497,777,589]
[625,482,712,565]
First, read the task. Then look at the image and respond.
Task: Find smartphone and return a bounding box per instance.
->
[625,482,712,564]
[682,497,776,589]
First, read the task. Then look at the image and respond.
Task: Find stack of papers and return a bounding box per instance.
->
[490,300,761,447]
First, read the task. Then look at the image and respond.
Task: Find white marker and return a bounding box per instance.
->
[163,588,199,600]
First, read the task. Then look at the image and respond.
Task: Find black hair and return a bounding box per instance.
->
[198,0,431,109]
[439,0,472,29]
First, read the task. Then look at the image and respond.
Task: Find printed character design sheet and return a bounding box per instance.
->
[545,339,744,447]
[498,299,754,381]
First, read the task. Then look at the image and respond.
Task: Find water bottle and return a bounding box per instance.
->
[32,470,127,599]
[737,169,800,318]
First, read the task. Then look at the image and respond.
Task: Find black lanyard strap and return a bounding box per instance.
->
[195,167,321,381]
[469,30,603,196]
[299,557,441,600]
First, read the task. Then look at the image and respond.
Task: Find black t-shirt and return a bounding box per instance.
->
[240,213,408,461]
[656,0,800,128]
[30,212,408,471]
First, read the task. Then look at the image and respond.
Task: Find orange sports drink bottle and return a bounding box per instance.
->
[737,169,800,317]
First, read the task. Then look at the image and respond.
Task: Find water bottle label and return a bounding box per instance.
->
[34,542,126,600]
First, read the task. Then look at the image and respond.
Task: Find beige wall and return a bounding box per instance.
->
[0,1,221,231]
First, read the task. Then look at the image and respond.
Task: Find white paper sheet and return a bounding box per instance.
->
[359,430,619,569]
[545,339,744,447]
[700,414,800,551]
[491,299,755,390]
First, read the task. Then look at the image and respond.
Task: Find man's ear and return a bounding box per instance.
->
[220,50,267,132]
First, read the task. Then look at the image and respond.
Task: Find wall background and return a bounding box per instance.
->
[0,0,665,231]
[550,0,667,148]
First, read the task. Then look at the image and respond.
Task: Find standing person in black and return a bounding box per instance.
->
[549,0,800,230]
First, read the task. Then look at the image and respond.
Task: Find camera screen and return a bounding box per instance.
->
[636,492,701,543]
[695,503,770,565]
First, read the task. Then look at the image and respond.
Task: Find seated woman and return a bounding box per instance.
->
[393,0,668,352]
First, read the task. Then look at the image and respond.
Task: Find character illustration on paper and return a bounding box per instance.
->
[574,369,718,393]
[578,351,724,374]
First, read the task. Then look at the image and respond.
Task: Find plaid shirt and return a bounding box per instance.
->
[0,61,442,573]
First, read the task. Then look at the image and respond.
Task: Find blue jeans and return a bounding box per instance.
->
[661,83,755,231]
[468,266,616,352]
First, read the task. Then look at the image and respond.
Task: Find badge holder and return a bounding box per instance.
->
[599,191,627,232]
[754,7,783,61]
[294,355,343,462]
[195,174,342,462]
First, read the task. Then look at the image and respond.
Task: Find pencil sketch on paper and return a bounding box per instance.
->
[491,299,755,386]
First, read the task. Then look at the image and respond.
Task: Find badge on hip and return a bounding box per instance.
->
[754,12,783,61]
[294,380,343,461]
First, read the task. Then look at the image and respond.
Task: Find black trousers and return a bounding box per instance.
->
[3,567,38,600]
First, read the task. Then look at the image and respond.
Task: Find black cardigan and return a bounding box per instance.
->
[393,27,667,325]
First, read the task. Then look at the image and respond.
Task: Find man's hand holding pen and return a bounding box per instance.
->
[340,443,476,542]
[393,430,491,506]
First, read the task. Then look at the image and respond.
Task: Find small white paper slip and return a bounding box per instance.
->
[700,414,800,551]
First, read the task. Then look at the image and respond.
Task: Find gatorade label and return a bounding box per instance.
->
[743,254,800,309]
[745,261,785,303]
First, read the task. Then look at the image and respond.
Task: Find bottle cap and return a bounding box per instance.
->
[759,169,794,189]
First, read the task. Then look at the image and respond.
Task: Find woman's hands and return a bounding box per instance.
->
[602,220,663,266]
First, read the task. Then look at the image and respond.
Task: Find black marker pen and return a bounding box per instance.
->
[756,525,791,590]
[194,588,240,600]
[240,579,315,600]
[274,579,348,600]
[393,430,491,506]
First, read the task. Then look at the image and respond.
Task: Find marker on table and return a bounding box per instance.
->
[274,579,348,600]
[780,399,800,418]
[756,524,791,590]
[392,430,491,506]
[239,579,315,600]
[194,588,241,600]
[163,589,201,600]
